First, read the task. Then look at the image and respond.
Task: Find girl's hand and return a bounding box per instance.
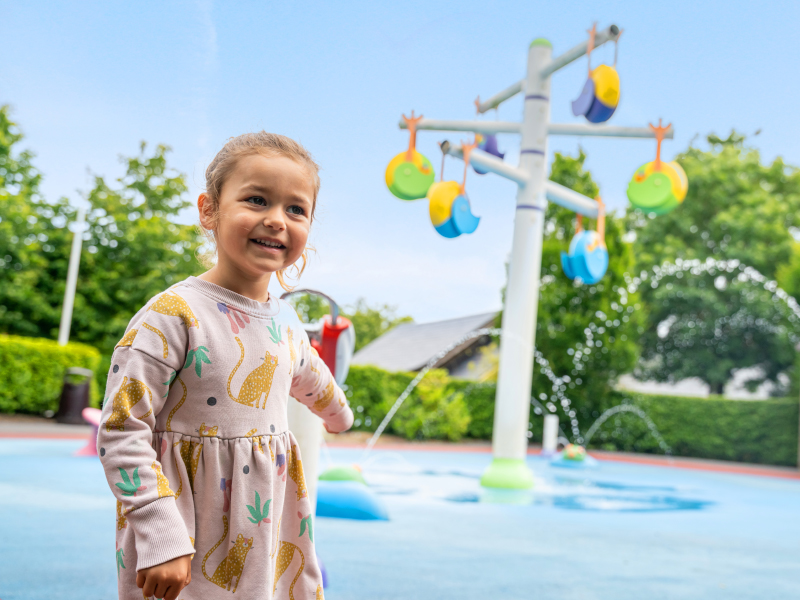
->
[137,554,192,600]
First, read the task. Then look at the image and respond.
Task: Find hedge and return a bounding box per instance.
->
[593,392,799,467]
[344,365,799,467]
[1,342,796,467]
[0,334,102,414]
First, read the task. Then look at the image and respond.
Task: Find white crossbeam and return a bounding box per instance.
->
[400,118,669,140]
[540,24,620,79]
[444,143,529,186]
[548,123,673,139]
[476,80,525,114]
[399,118,521,135]
[544,180,599,218]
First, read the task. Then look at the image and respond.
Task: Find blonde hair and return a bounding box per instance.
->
[197,131,320,291]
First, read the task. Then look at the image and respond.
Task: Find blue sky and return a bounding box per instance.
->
[4,1,798,323]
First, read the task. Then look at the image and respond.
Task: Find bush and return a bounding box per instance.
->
[590,391,799,467]
[344,365,799,466]
[344,366,472,441]
[0,334,102,414]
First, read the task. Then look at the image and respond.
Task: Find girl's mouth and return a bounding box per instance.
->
[250,238,286,254]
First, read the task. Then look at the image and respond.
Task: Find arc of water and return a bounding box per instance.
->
[529,395,569,441]
[360,327,502,460]
[532,350,583,441]
[360,258,791,457]
[537,256,800,443]
[582,403,672,454]
[625,257,800,324]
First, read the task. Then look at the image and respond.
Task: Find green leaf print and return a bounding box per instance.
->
[162,370,176,397]
[266,319,283,345]
[246,491,272,526]
[184,346,211,378]
[115,467,145,497]
[116,547,125,579]
[299,512,313,542]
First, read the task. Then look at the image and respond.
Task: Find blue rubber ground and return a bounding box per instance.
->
[1,440,798,599]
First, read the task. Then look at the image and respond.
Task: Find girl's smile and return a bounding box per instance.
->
[198,153,315,300]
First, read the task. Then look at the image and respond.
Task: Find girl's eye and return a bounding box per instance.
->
[287,205,306,216]
[246,196,267,206]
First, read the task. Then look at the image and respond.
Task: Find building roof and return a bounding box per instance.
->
[351,311,499,372]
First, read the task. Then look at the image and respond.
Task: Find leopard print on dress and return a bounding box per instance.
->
[202,515,253,593]
[227,337,279,409]
[148,291,199,329]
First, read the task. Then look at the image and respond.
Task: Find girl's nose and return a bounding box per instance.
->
[263,207,286,230]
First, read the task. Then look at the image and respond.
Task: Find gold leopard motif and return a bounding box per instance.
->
[174,439,202,493]
[287,327,297,375]
[165,375,186,432]
[199,423,218,437]
[312,381,335,413]
[202,515,253,593]
[286,444,308,501]
[151,461,175,498]
[148,291,199,329]
[273,541,305,599]
[244,429,264,454]
[115,328,137,349]
[105,377,153,432]
[116,500,127,530]
[227,337,278,409]
[141,323,169,358]
[309,347,321,384]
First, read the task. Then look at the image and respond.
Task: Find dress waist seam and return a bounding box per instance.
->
[154,429,288,440]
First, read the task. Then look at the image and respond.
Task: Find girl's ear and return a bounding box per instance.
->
[198,193,215,230]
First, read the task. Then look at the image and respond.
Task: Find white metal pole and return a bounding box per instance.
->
[287,399,323,513]
[480,38,552,489]
[542,414,559,456]
[58,205,86,346]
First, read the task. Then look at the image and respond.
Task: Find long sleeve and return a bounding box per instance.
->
[97,292,196,570]
[290,325,354,433]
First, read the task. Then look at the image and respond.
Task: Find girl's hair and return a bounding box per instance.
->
[197,131,320,291]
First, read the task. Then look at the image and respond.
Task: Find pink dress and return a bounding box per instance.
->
[97,276,353,599]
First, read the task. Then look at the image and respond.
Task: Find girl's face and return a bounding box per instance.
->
[201,153,315,280]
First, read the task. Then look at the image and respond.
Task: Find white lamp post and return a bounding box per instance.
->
[58,205,86,346]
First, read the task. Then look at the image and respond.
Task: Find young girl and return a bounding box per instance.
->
[98,132,353,600]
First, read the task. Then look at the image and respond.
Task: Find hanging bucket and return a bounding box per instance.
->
[385,150,435,200]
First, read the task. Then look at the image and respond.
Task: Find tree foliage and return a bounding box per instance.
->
[530,151,643,438]
[289,294,412,352]
[629,133,800,394]
[0,106,205,390]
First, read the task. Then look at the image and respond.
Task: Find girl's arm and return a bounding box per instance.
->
[97,296,195,571]
[289,325,354,433]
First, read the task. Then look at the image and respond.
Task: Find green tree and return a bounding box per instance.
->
[344,299,413,352]
[0,105,58,336]
[289,294,412,352]
[529,151,643,438]
[629,133,800,394]
[0,107,205,392]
